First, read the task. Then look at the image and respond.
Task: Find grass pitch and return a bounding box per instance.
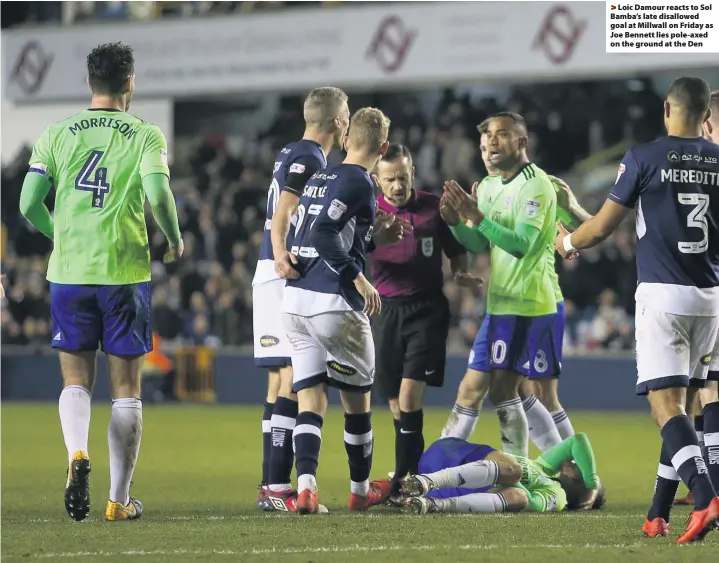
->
[2,404,718,562]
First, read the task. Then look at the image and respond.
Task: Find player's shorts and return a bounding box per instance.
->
[253,280,292,368]
[553,301,565,367]
[372,292,450,399]
[419,438,496,499]
[282,310,375,393]
[49,282,152,356]
[468,310,560,378]
[635,301,719,395]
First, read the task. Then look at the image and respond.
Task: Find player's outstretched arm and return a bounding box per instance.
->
[19,172,54,240]
[142,173,182,248]
[555,200,629,259]
[536,433,599,489]
[550,176,592,229]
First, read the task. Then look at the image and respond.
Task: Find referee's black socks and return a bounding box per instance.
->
[394,409,424,486]
[662,414,715,510]
[703,402,719,493]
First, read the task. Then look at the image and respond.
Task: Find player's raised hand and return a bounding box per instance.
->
[549,175,577,214]
[554,222,578,260]
[354,273,381,317]
[275,250,300,280]
[444,180,482,224]
[163,239,184,264]
[470,181,480,201]
[373,212,412,247]
[454,271,483,288]
[439,194,460,226]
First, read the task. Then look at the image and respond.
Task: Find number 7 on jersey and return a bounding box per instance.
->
[75,150,111,208]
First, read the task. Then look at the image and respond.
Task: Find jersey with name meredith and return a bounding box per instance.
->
[610,136,719,315]
[29,109,169,285]
[283,164,376,316]
[252,139,327,286]
[476,164,557,316]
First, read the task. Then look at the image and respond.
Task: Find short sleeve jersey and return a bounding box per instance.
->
[29,109,169,285]
[252,139,327,286]
[476,164,557,316]
[283,164,376,316]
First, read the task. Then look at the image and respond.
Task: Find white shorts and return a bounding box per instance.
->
[635,301,719,395]
[282,310,375,393]
[253,280,292,368]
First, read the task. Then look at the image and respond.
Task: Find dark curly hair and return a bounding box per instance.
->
[87,42,134,95]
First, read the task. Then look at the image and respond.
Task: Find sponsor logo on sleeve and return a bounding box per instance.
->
[289,163,306,174]
[525,199,541,218]
[615,163,625,184]
[421,237,434,256]
[328,199,348,220]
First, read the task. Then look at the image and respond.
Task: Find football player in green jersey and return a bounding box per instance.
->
[400,433,603,515]
[439,119,592,456]
[19,42,182,523]
[437,112,558,458]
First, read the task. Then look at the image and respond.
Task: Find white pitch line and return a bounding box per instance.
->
[24,513,644,524]
[30,543,651,559]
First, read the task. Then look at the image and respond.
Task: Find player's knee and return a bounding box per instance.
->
[647,388,686,428]
[457,370,489,408]
[297,385,328,416]
[502,488,529,513]
[699,383,719,407]
[340,389,370,414]
[489,453,522,485]
[277,366,295,399]
[266,369,281,402]
[388,398,401,420]
[399,379,425,412]
[488,371,522,404]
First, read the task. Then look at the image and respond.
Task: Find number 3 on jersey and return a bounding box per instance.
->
[678,193,709,254]
[75,150,110,208]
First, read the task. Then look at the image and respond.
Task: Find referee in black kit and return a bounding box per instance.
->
[370,144,481,495]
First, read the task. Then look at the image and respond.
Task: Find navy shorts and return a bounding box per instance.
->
[50,282,152,356]
[419,438,496,499]
[468,306,561,379]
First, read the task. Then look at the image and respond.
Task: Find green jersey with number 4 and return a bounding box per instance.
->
[29,109,170,285]
[475,164,557,316]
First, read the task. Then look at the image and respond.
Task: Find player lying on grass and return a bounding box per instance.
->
[400,433,603,515]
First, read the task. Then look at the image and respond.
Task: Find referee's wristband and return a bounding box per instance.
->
[562,234,576,254]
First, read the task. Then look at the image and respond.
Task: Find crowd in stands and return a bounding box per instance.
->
[2,77,655,354]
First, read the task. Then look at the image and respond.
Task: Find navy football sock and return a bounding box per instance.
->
[261,401,274,486]
[662,414,714,510]
[345,412,373,496]
[268,397,298,487]
[702,402,719,494]
[293,411,323,492]
[647,440,680,522]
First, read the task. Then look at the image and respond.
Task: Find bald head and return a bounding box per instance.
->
[666,77,711,125]
[303,87,349,130]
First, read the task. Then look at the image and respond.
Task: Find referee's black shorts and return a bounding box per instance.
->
[372,292,451,400]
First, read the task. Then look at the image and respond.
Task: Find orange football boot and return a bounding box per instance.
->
[676,496,719,544]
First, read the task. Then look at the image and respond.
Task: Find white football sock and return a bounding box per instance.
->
[522,395,562,452]
[440,404,480,439]
[495,398,528,457]
[59,385,92,462]
[108,398,143,505]
[550,409,575,440]
[297,474,318,493]
[425,460,499,489]
[436,492,507,513]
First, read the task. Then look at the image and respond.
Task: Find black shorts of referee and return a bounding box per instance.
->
[373,292,451,403]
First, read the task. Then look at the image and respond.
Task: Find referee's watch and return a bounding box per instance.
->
[562,234,576,254]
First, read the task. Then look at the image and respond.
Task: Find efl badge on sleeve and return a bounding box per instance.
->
[615,163,625,184]
[525,200,540,218]
[421,237,434,257]
[328,199,348,220]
